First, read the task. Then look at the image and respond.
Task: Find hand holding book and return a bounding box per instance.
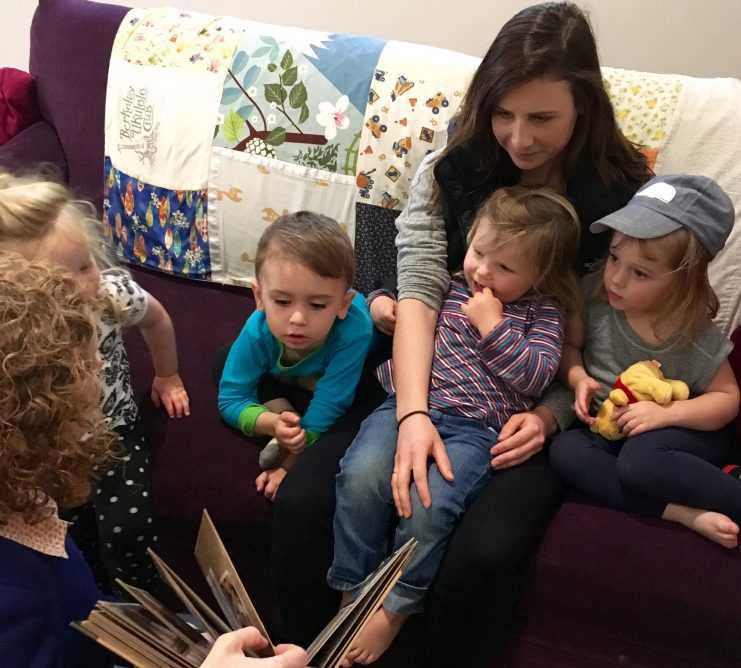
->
[199,627,307,668]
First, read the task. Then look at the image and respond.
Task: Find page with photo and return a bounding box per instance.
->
[194,509,274,657]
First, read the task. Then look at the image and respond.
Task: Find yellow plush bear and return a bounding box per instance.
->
[591,360,690,441]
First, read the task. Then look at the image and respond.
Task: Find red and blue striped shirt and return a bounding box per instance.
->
[376,277,564,430]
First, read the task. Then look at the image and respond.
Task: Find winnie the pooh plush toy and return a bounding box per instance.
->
[591,360,690,440]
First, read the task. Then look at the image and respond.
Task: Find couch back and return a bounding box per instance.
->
[29,0,741,336]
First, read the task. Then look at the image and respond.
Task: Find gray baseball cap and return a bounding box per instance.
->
[590,174,735,258]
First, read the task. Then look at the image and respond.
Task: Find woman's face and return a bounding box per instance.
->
[491,77,578,184]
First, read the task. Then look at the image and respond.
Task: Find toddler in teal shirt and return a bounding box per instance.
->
[218,211,373,500]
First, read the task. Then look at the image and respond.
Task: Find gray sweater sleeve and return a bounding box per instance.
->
[395,150,451,311]
[539,378,576,434]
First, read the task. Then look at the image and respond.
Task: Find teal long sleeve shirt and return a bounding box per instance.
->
[218,292,373,443]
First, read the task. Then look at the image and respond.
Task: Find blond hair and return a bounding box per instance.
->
[0,170,113,270]
[254,211,355,289]
[595,229,717,342]
[0,254,114,525]
[468,186,581,315]
[0,170,122,319]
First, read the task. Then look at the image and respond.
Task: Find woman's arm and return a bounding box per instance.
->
[389,152,454,517]
[391,298,452,518]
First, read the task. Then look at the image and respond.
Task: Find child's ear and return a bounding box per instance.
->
[337,290,355,320]
[252,278,265,311]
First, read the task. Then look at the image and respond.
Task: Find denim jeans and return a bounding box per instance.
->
[328,395,495,616]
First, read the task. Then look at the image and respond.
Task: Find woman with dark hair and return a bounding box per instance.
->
[272,3,650,665]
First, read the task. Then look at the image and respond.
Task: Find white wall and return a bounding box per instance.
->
[3,1,741,79]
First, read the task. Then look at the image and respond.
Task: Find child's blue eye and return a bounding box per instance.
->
[274,299,290,306]
[310,303,327,310]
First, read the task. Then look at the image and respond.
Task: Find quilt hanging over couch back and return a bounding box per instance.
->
[102,6,478,294]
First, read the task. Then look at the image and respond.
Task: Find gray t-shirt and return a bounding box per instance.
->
[582,273,732,412]
[584,303,732,407]
[547,274,733,430]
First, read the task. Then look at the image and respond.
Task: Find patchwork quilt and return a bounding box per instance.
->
[103,7,477,293]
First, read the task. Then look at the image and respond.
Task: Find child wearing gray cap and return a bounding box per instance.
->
[551,173,741,548]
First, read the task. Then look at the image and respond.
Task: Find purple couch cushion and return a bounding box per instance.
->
[0,120,67,180]
[518,496,741,665]
[29,0,128,207]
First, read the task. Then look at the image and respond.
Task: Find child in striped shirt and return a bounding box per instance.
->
[328,186,581,666]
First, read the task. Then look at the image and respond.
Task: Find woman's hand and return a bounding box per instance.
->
[574,376,602,424]
[392,413,453,517]
[369,296,397,335]
[490,410,548,469]
[199,627,308,668]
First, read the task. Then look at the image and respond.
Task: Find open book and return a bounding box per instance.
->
[73,509,417,668]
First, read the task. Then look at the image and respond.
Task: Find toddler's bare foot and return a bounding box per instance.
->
[341,607,407,667]
[663,503,739,548]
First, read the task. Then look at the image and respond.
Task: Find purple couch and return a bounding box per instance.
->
[5,1,741,665]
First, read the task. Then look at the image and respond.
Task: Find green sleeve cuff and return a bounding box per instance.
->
[237,404,269,436]
[305,430,321,447]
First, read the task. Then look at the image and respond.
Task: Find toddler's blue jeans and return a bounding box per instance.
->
[328,395,495,616]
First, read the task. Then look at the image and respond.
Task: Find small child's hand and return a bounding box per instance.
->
[369,295,397,336]
[255,453,298,501]
[151,373,190,418]
[274,412,306,453]
[613,401,673,437]
[461,288,503,337]
[255,468,287,502]
[574,376,602,424]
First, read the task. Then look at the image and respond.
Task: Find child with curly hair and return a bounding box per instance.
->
[0,254,308,668]
[0,172,189,591]
[0,253,116,667]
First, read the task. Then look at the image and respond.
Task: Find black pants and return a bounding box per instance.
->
[63,416,157,593]
[271,371,565,666]
[551,425,739,520]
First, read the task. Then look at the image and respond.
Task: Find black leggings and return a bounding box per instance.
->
[63,417,157,593]
[550,425,741,521]
[271,373,565,666]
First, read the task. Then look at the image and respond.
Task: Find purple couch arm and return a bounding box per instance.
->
[30,0,129,207]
